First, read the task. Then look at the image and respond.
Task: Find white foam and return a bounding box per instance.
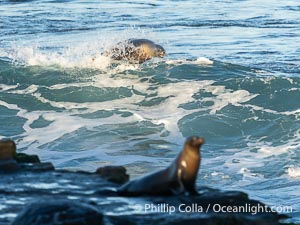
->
[0,213,17,219]
[1,71,284,172]
[247,138,300,157]
[23,77,214,147]
[165,59,186,65]
[5,200,25,205]
[1,57,298,176]
[24,182,62,189]
[0,84,19,92]
[204,89,258,114]
[211,171,220,176]
[4,44,113,70]
[205,128,300,188]
[165,57,213,66]
[136,80,214,140]
[196,57,214,65]
[0,73,218,168]
[242,103,300,118]
[9,84,39,95]
[1,28,165,70]
[288,167,300,178]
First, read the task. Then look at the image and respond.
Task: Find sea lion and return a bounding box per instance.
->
[103,38,166,64]
[117,136,204,196]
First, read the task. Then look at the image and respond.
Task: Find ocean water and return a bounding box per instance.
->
[0,0,299,222]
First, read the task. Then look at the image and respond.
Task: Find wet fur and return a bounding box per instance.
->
[103,39,165,64]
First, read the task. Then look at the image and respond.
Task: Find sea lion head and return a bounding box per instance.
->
[153,44,166,58]
[141,42,166,59]
[184,136,205,152]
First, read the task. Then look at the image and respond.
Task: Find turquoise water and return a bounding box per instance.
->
[0,0,300,222]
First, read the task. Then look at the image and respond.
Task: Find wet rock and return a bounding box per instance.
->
[96,166,129,184]
[20,162,55,172]
[108,188,287,225]
[109,214,283,225]
[0,159,19,173]
[0,140,292,224]
[0,139,55,173]
[0,139,16,160]
[0,170,290,225]
[14,153,40,164]
[11,199,103,225]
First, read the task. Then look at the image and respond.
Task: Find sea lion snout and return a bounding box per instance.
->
[154,44,166,58]
[186,136,205,148]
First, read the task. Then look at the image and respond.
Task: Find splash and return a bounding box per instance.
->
[196,57,214,65]
[4,43,112,70]
[166,57,214,66]
[288,167,300,178]
[1,27,165,70]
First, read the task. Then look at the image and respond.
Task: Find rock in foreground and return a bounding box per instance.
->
[0,139,16,160]
[0,139,293,225]
[0,139,54,173]
[96,165,129,184]
[11,199,103,225]
[0,169,291,225]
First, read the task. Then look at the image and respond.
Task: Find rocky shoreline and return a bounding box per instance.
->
[0,139,293,225]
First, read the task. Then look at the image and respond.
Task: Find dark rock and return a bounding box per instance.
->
[14,153,40,164]
[96,166,129,184]
[108,188,287,225]
[20,162,55,172]
[0,170,291,225]
[0,139,16,160]
[0,159,19,173]
[11,199,103,225]
[108,213,282,225]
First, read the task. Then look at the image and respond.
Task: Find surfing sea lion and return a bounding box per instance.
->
[103,39,166,64]
[117,136,204,196]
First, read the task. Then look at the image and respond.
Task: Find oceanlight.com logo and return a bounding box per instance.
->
[139,203,293,215]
